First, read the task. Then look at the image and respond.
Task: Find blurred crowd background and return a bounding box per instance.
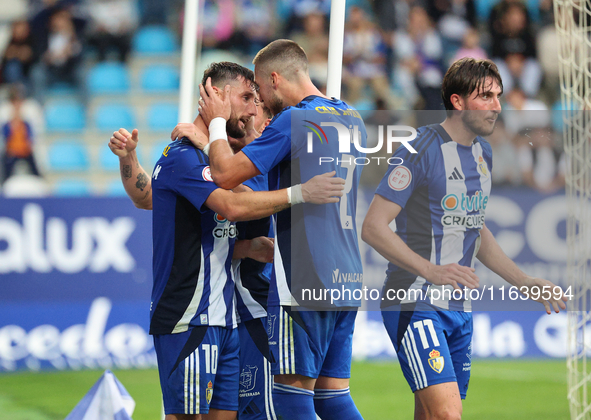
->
[0,0,566,196]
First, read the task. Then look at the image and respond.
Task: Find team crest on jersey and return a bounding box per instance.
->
[202,166,213,182]
[477,156,489,177]
[428,349,444,374]
[206,381,214,404]
[240,365,259,392]
[388,166,412,191]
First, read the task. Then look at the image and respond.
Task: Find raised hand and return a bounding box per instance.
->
[301,171,346,204]
[109,128,139,158]
[198,77,232,127]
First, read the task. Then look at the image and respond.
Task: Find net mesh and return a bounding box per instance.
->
[554,0,591,418]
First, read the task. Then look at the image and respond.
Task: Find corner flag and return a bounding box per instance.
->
[65,370,135,420]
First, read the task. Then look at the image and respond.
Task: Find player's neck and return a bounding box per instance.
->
[440,118,476,147]
[287,80,328,106]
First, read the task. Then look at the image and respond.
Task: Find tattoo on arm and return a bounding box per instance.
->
[136,172,148,191]
[122,165,132,179]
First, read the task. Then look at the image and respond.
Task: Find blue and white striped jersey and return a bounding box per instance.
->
[149,139,237,334]
[241,96,366,308]
[376,124,493,311]
[233,173,273,323]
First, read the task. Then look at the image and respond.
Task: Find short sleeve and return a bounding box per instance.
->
[241,124,291,176]
[375,147,428,209]
[174,162,219,213]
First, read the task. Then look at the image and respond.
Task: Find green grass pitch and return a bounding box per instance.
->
[0,360,567,420]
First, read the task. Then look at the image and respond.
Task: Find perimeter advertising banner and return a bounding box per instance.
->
[0,189,568,371]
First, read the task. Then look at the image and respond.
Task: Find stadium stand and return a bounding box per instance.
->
[45,100,86,132]
[140,64,179,92]
[87,62,131,94]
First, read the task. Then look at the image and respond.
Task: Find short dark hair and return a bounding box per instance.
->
[441,58,503,112]
[201,62,256,90]
[252,39,308,80]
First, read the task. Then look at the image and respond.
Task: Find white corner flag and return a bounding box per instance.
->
[65,370,136,420]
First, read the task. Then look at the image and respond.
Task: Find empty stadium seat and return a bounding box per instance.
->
[45,100,86,132]
[87,62,130,94]
[141,64,179,92]
[147,103,178,131]
[53,179,92,196]
[99,143,121,171]
[94,104,136,131]
[47,142,89,172]
[132,26,177,55]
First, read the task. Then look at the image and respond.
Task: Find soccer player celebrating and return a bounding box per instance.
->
[361,57,568,420]
[187,40,366,420]
[109,62,344,420]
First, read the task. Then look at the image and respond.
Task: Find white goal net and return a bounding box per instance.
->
[554,0,591,418]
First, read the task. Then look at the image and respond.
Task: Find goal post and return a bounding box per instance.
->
[554,0,591,418]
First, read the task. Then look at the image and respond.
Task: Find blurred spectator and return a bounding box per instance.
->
[452,27,488,63]
[31,8,84,103]
[486,119,521,186]
[291,11,329,89]
[393,5,444,109]
[490,1,542,98]
[432,0,477,53]
[517,130,564,193]
[343,6,392,107]
[85,0,139,62]
[0,20,34,89]
[281,0,330,34]
[199,0,236,51]
[503,88,549,136]
[233,0,276,56]
[1,85,41,183]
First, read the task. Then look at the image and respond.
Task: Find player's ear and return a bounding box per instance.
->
[450,93,463,111]
[210,85,222,97]
[270,72,279,89]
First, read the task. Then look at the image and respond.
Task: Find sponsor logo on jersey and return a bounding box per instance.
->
[441,214,486,229]
[214,213,227,223]
[200,314,208,324]
[202,166,213,182]
[240,365,259,392]
[332,268,363,283]
[441,190,488,212]
[213,224,237,239]
[428,349,444,374]
[388,166,412,191]
[206,381,214,404]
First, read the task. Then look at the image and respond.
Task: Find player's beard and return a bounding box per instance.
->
[225,115,248,139]
[461,111,498,137]
[267,92,285,116]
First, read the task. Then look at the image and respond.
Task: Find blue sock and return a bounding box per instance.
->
[314,388,363,420]
[273,383,316,420]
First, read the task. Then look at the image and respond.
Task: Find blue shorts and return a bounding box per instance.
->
[382,303,473,399]
[154,326,240,415]
[238,318,276,420]
[268,305,356,379]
